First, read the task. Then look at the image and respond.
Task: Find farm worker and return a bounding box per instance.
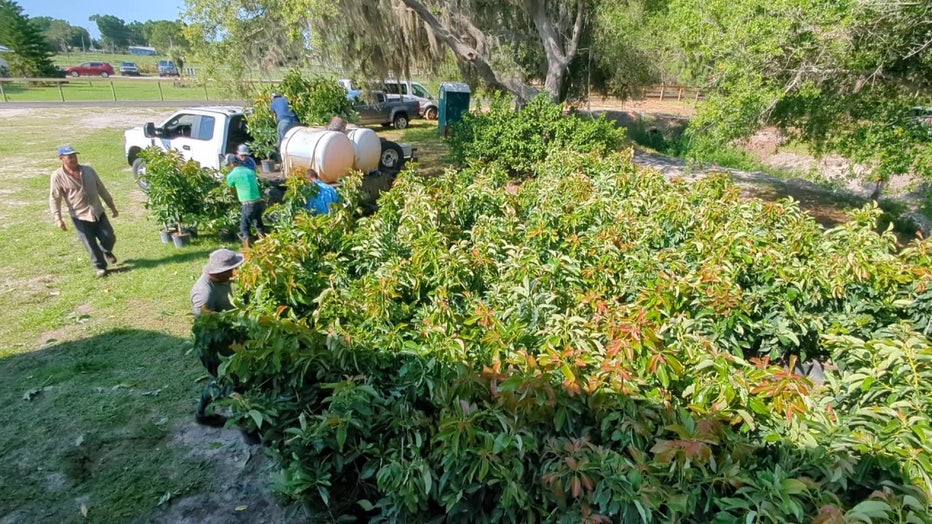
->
[235,143,257,172]
[303,168,340,215]
[190,248,244,428]
[327,116,347,132]
[48,145,119,278]
[225,154,267,247]
[270,92,299,150]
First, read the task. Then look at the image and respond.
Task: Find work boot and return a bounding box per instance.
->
[95,268,107,278]
[104,251,118,264]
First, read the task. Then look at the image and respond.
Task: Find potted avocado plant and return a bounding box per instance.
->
[245,95,280,173]
[138,148,215,247]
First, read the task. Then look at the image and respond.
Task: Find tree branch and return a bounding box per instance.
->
[399,0,538,101]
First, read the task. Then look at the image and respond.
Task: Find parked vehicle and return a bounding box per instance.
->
[65,62,114,78]
[353,91,420,129]
[911,106,932,129]
[157,60,180,77]
[382,80,439,120]
[119,62,140,76]
[124,106,415,190]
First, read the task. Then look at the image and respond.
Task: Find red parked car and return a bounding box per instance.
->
[65,62,115,78]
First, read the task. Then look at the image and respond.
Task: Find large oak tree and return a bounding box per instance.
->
[184,0,595,100]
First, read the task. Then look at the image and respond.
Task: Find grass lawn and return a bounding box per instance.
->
[0,110,446,522]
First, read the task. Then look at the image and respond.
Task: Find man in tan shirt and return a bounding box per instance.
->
[49,145,120,277]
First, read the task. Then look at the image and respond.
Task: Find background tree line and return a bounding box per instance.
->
[0,0,189,63]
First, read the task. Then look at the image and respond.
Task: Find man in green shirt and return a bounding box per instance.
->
[225,154,266,246]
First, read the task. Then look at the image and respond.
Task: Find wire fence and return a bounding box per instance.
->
[0,77,708,105]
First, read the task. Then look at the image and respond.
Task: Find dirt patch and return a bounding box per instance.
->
[147,423,303,523]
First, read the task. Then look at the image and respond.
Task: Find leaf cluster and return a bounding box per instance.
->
[245,70,359,160]
[138,148,226,231]
[447,95,627,178]
[205,147,932,521]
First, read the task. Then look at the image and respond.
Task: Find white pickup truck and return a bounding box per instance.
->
[123,106,415,185]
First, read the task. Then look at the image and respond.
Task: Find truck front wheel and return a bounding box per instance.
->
[424,107,438,120]
[393,114,409,130]
[132,158,149,191]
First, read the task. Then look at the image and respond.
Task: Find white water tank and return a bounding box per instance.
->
[280,128,355,184]
[346,128,381,173]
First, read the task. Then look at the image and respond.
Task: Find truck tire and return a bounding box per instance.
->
[132,158,149,191]
[393,113,409,130]
[70,71,79,78]
[379,141,405,172]
[424,107,438,120]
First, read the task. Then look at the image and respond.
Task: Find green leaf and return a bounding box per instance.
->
[848,500,892,518]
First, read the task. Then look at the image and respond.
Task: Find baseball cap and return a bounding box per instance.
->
[225,153,241,166]
[204,248,244,275]
[271,92,281,98]
[236,144,250,155]
[57,145,78,156]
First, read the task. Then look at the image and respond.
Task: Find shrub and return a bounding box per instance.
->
[447,95,627,178]
[205,151,932,522]
[245,70,358,160]
[138,148,219,233]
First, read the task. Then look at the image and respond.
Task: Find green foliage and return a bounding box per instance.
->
[245,70,358,160]
[664,0,932,196]
[202,145,932,521]
[447,95,627,178]
[276,69,357,126]
[138,148,221,232]
[0,0,57,77]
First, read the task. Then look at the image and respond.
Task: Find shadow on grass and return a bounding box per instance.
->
[122,247,214,270]
[0,329,206,522]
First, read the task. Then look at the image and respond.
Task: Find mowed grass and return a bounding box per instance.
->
[0,107,238,521]
[0,78,227,103]
[0,109,448,522]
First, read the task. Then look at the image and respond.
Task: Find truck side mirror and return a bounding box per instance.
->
[143,122,157,138]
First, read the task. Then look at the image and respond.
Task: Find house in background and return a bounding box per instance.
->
[128,46,157,56]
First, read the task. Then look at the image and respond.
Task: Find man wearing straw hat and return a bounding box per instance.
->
[190,248,244,427]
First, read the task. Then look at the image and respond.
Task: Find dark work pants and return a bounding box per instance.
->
[239,201,267,243]
[71,214,116,270]
[277,117,298,149]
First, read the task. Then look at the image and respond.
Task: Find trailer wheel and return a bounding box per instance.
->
[379,141,405,172]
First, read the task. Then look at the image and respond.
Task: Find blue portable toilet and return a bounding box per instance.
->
[438,82,471,136]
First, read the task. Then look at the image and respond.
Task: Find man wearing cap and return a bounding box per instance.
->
[49,145,120,278]
[225,154,266,246]
[270,92,299,150]
[191,248,245,427]
[235,143,257,172]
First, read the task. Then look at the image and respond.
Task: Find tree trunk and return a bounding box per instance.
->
[400,0,582,102]
[399,0,539,101]
[528,0,584,100]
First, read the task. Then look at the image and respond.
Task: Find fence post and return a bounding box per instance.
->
[110,80,116,101]
[203,83,208,101]
[58,81,65,102]
[157,81,164,101]
[0,81,7,103]
[659,85,665,101]
[677,87,683,101]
